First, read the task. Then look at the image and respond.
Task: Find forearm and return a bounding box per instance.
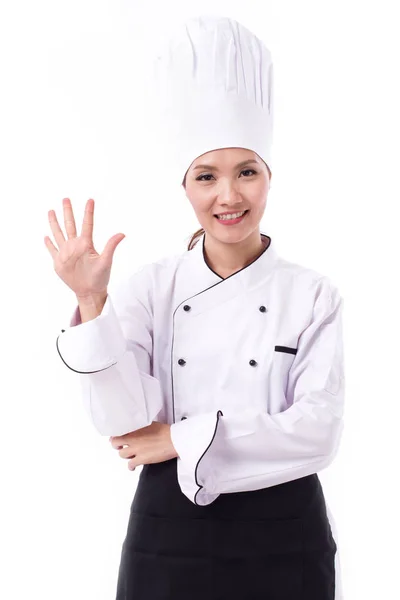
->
[77,293,108,323]
[58,292,165,436]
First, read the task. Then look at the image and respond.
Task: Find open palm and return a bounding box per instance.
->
[44,198,125,299]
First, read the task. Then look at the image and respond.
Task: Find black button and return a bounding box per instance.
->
[249,359,258,366]
[183,305,191,311]
[178,358,186,366]
[61,329,65,333]
[259,306,266,312]
[181,416,187,420]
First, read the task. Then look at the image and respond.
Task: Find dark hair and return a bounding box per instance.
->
[183,162,271,251]
[187,227,205,251]
[181,172,202,250]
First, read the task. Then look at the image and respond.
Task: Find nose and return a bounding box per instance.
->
[216,180,243,206]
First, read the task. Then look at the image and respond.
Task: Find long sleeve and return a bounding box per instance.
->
[56,265,165,436]
[170,277,345,506]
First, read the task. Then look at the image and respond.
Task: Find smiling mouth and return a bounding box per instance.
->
[214,209,249,219]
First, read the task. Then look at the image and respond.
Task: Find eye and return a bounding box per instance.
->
[196,169,257,182]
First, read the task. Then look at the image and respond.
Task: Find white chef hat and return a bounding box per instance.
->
[150,15,274,187]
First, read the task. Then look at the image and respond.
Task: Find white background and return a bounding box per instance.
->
[1,1,398,598]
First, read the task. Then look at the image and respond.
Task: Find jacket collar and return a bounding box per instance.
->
[174,230,280,313]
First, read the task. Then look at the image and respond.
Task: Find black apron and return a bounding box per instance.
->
[115,457,336,599]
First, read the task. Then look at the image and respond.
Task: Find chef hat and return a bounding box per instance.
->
[150,15,274,187]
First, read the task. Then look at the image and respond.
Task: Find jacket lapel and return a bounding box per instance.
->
[173,230,280,317]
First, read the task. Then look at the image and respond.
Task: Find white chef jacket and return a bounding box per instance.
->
[56,231,345,596]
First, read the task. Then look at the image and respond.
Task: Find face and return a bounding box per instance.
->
[183,147,271,244]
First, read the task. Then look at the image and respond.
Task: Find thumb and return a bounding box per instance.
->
[102,233,125,263]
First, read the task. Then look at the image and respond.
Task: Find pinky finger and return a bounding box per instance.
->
[44,236,58,260]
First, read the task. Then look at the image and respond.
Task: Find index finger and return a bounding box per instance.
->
[80,198,95,239]
[110,435,126,449]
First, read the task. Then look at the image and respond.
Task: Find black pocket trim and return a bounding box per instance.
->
[275,345,298,355]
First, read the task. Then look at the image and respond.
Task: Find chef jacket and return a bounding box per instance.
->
[56,231,345,508]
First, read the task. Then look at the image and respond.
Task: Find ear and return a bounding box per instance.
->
[179,185,189,202]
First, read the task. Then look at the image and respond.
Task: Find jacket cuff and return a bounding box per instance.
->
[170,410,223,506]
[56,295,127,373]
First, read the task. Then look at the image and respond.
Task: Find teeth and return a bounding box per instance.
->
[217,211,246,220]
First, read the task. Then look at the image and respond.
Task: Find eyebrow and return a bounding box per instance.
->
[192,159,259,171]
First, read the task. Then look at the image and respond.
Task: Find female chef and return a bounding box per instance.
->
[46,15,345,600]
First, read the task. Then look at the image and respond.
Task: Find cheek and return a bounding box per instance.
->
[252,181,269,205]
[188,193,213,214]
[248,192,267,213]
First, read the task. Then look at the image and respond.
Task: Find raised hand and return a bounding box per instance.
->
[45,198,125,300]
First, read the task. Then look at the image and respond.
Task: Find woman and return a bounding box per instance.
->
[45,15,345,600]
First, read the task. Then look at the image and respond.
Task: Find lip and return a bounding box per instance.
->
[214,209,249,225]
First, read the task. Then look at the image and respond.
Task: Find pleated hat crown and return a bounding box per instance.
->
[151,15,274,186]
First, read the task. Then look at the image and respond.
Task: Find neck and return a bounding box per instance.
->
[203,231,269,278]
